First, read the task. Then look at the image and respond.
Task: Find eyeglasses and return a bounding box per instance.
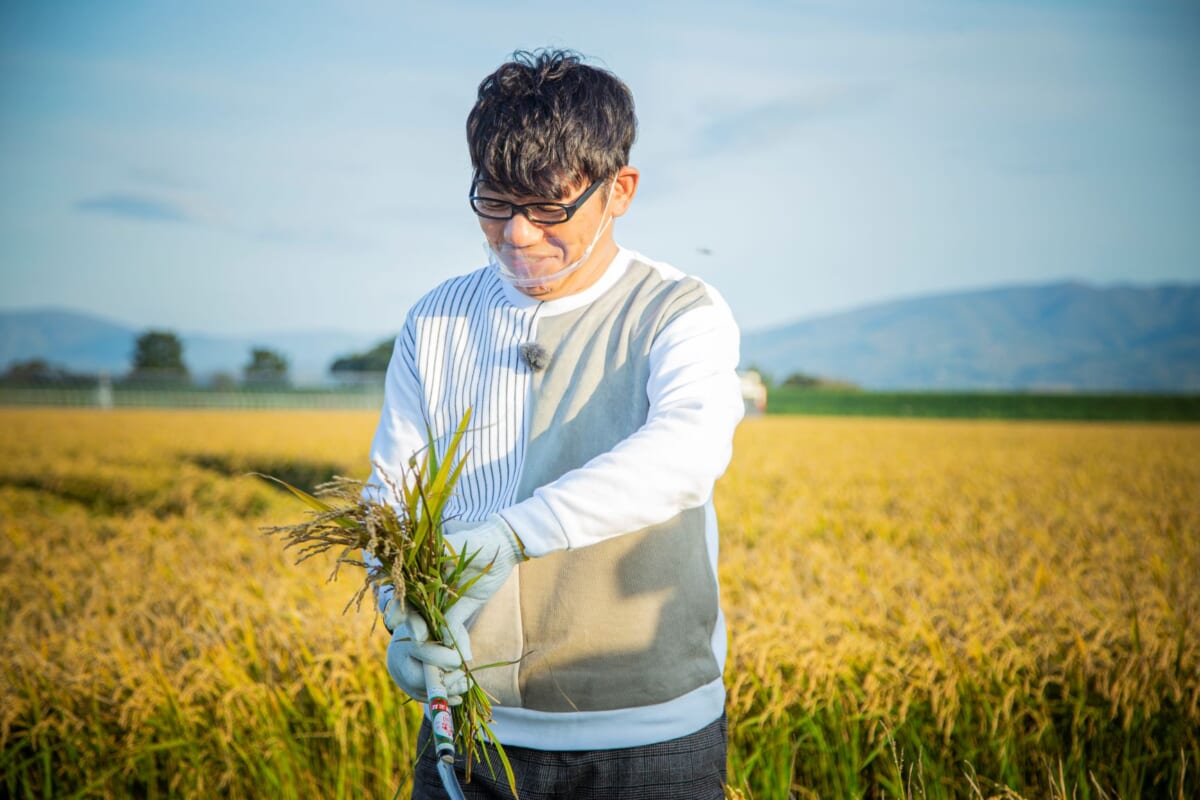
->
[469,178,606,225]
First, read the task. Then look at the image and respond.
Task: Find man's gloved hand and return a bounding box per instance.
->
[384,604,468,705]
[439,514,527,662]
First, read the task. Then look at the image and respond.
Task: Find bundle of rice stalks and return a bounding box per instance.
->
[256,409,517,794]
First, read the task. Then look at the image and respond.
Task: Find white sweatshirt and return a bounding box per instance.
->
[368,248,744,749]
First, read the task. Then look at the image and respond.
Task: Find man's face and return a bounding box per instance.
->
[473,176,616,299]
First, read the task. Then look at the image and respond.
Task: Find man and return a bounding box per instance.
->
[367,49,744,799]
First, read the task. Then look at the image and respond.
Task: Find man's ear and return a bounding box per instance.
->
[609,166,640,218]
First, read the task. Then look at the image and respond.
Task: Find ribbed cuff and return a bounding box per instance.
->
[497,496,569,558]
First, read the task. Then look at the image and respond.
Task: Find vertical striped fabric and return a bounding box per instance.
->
[401,269,542,524]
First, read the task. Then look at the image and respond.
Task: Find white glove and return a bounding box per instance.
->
[439,514,527,663]
[385,605,468,706]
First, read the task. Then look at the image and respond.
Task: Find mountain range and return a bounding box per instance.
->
[740,281,1200,391]
[2,280,1198,391]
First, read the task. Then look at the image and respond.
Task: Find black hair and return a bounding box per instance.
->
[467,49,637,199]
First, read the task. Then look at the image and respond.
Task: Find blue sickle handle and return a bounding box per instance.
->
[424,663,466,800]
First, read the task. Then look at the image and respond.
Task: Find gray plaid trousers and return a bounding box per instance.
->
[410,713,727,800]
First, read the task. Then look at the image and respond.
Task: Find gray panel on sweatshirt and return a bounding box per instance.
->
[507,259,723,712]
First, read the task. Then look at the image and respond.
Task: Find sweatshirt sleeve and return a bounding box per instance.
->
[363,319,428,613]
[499,287,744,556]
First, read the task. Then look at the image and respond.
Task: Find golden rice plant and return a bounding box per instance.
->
[0,409,411,799]
[0,408,1197,799]
[717,417,1199,798]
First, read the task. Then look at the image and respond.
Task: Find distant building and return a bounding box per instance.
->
[739,370,767,415]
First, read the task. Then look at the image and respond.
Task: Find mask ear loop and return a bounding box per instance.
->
[487,178,618,289]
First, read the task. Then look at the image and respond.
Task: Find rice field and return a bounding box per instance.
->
[1,408,1196,799]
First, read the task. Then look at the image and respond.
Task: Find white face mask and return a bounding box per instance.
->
[486,180,616,290]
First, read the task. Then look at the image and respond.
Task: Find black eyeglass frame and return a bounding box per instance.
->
[469,177,607,225]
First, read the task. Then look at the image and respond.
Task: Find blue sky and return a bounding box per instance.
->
[1,0,1197,337]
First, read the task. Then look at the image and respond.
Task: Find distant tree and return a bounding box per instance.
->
[128,330,189,385]
[330,338,395,378]
[783,371,821,388]
[781,371,860,391]
[209,371,238,391]
[1,358,93,386]
[3,358,55,385]
[243,347,290,387]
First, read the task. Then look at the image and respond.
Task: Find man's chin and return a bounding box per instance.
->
[519,282,555,297]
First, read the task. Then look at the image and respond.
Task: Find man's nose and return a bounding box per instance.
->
[503,212,544,246]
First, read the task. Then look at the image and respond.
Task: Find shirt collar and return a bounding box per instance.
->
[497,248,633,316]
